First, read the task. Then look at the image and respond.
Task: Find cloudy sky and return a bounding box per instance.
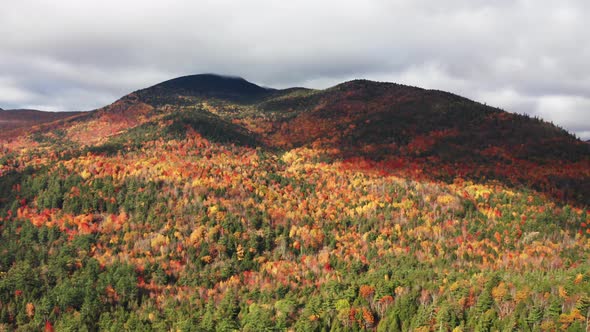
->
[1,0,589,139]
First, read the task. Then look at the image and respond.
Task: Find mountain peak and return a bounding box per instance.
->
[139,73,274,102]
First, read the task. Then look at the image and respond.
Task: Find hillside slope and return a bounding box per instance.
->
[0,75,588,331]
[247,80,590,204]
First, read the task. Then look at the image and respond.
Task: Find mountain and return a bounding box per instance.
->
[0,108,81,129]
[136,73,275,103]
[0,108,83,140]
[0,74,589,331]
[251,80,590,204]
[90,75,587,204]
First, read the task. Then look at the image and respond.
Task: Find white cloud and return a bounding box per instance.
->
[0,77,38,104]
[536,96,590,136]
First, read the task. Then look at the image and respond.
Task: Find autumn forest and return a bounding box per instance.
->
[0,74,589,331]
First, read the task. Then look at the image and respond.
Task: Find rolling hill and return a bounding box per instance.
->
[0,109,81,134]
[0,74,588,331]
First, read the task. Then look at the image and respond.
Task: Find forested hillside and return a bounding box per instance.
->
[0,74,588,331]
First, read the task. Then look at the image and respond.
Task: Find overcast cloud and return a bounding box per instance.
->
[1,0,589,139]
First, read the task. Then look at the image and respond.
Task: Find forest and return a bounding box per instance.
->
[0,74,589,331]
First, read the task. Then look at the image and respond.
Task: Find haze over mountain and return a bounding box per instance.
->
[0,74,589,331]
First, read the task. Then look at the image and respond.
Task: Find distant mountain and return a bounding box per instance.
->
[0,108,82,132]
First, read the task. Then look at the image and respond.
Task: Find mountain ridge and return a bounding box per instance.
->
[1,74,588,205]
[0,108,82,138]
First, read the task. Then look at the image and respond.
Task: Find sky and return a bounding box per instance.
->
[1,0,589,139]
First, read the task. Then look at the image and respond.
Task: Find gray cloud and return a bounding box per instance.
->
[1,0,589,139]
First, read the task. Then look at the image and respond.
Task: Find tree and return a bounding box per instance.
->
[241,304,274,332]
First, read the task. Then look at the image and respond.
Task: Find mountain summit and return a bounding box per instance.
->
[137,73,274,102]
